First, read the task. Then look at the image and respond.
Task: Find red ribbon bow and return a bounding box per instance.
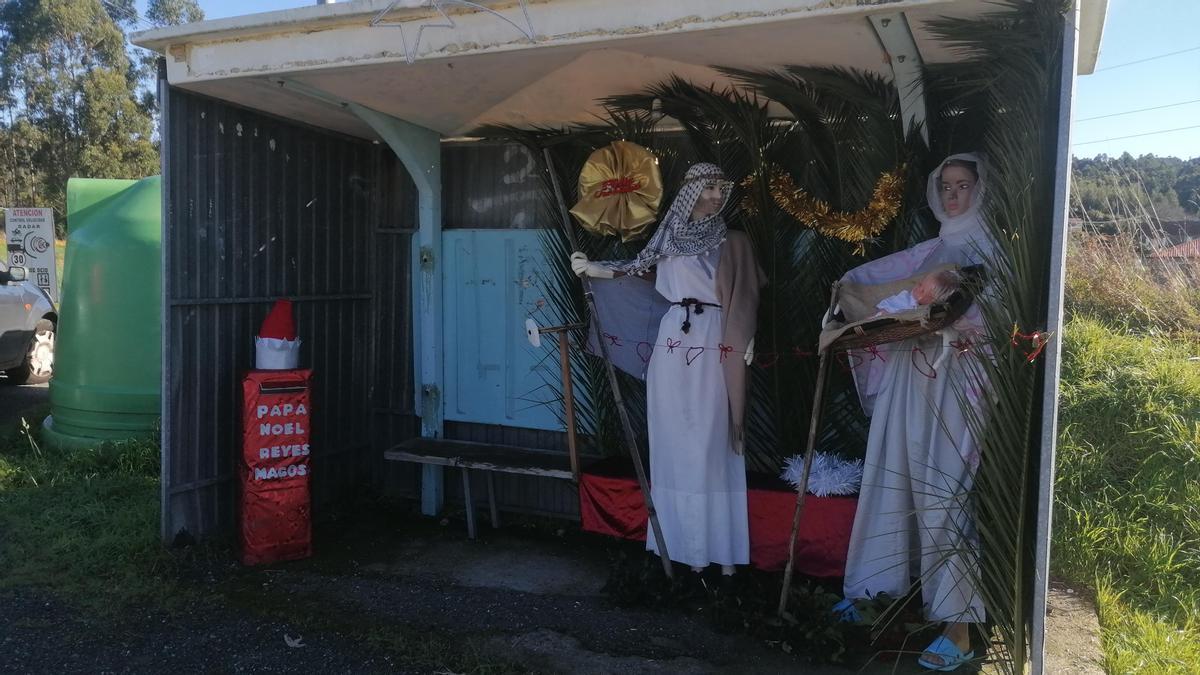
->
[864,344,886,363]
[1010,324,1054,363]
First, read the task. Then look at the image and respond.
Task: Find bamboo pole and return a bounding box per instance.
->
[778,282,844,615]
[543,147,674,580]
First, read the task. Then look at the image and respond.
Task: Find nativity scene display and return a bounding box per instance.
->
[497,5,1064,672]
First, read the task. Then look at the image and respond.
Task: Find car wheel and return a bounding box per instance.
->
[7,319,54,385]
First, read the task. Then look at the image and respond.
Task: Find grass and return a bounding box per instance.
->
[1054,318,1200,670]
[1057,180,1200,672]
[0,408,176,610]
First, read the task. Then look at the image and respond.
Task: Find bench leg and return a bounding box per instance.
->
[486,472,500,529]
[420,465,444,516]
[461,467,477,540]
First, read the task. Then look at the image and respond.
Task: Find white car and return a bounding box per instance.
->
[0,260,56,384]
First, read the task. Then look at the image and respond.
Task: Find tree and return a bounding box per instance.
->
[1173,159,1200,215]
[1070,153,1200,223]
[0,0,158,234]
[146,0,204,28]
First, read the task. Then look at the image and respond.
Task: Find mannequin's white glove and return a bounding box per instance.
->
[744,337,755,366]
[569,251,614,279]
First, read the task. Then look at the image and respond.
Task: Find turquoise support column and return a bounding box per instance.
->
[350,104,445,517]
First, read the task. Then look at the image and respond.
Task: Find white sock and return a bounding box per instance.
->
[691,565,704,573]
[721,564,735,576]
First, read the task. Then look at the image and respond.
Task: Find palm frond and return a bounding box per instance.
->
[923,2,1069,672]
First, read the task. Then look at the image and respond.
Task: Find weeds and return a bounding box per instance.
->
[1059,174,1200,670]
[1067,185,1200,338]
[0,415,174,610]
[1053,317,1200,672]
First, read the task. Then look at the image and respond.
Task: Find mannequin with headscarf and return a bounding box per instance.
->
[570,162,766,574]
[836,153,993,671]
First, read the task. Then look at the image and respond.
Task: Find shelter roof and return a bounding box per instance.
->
[133,0,1108,139]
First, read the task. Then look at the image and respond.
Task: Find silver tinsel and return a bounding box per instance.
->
[780,452,864,497]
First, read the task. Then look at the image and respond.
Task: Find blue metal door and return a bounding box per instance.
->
[442,229,563,431]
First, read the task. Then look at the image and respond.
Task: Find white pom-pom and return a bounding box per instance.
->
[779,452,863,497]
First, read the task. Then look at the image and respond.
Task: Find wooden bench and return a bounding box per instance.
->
[384,437,579,539]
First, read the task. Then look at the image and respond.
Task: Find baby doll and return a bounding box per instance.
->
[874,268,961,316]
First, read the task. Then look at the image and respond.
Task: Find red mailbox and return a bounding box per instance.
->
[240,369,313,565]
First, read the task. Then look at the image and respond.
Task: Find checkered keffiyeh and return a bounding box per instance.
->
[608,163,731,276]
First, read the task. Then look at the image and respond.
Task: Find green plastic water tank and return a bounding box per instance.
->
[43,177,161,448]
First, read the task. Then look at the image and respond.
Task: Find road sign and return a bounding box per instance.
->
[4,207,57,302]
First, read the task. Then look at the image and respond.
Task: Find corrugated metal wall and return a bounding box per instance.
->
[161,83,420,542]
[442,142,543,230]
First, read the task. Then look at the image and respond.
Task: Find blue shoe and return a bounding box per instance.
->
[917,635,975,672]
[831,597,861,623]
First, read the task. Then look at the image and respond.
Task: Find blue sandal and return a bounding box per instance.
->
[831,597,861,623]
[918,635,975,672]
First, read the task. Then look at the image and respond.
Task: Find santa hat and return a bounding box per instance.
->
[256,299,301,370]
[259,299,297,341]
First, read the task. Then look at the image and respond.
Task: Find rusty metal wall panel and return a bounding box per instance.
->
[162,84,419,542]
[441,141,543,229]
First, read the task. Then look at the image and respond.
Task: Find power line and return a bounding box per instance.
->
[1094,45,1200,72]
[1072,123,1200,147]
[99,0,152,31]
[1076,98,1200,122]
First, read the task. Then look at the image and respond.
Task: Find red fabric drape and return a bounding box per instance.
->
[579,457,856,577]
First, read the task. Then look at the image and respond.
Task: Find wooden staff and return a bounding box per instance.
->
[530,322,583,482]
[558,331,580,482]
[778,283,841,615]
[543,147,674,580]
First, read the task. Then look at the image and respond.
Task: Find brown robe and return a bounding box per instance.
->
[716,231,767,452]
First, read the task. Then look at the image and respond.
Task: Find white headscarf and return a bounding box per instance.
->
[926,152,994,263]
[609,162,731,276]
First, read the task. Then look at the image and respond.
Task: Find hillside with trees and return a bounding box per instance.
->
[1072,153,1200,228]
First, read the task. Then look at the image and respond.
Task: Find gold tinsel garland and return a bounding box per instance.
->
[741,165,905,254]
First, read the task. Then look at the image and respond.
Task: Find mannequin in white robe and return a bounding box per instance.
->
[839,153,995,669]
[570,163,763,574]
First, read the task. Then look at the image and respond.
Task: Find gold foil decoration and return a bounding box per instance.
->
[742,165,905,254]
[570,141,664,242]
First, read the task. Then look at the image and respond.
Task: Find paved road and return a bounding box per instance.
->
[0,379,49,429]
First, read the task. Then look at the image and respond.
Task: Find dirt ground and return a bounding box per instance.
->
[1,500,1106,674]
[0,381,1103,673]
[1042,580,1106,674]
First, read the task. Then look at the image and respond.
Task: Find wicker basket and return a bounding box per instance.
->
[820,265,986,352]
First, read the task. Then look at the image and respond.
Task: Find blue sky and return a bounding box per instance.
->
[150,0,1200,160]
[1072,0,1200,159]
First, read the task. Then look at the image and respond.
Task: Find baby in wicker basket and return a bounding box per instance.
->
[874,268,961,316]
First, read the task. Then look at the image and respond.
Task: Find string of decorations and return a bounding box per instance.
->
[740,164,906,255]
[576,327,1053,380]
